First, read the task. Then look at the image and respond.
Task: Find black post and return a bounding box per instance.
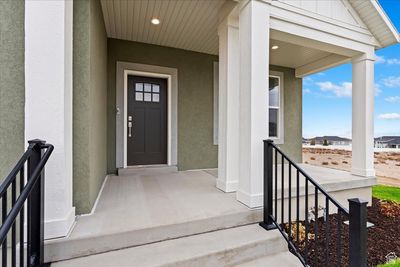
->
[348,198,368,267]
[27,139,46,267]
[260,140,276,230]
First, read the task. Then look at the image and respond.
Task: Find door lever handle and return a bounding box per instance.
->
[128,122,132,137]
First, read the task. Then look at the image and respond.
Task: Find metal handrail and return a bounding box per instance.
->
[268,141,349,215]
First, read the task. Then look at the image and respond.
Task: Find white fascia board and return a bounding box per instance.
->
[270,18,374,57]
[268,4,380,49]
[295,54,350,78]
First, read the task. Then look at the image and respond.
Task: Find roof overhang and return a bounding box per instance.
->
[349,0,400,48]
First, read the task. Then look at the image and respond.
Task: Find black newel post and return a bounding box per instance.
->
[348,198,368,267]
[260,140,276,230]
[27,139,46,267]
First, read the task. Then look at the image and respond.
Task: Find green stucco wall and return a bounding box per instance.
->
[270,65,303,163]
[73,0,108,214]
[0,0,25,180]
[107,39,219,172]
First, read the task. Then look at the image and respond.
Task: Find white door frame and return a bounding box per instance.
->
[116,62,178,168]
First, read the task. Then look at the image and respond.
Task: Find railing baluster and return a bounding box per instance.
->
[2,191,7,267]
[296,170,300,244]
[325,196,330,267]
[281,154,284,226]
[314,187,319,265]
[337,209,342,267]
[288,162,292,240]
[12,179,16,267]
[274,149,278,221]
[20,168,25,267]
[305,179,308,264]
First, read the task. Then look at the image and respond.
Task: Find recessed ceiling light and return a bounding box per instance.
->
[272,45,279,50]
[151,18,160,25]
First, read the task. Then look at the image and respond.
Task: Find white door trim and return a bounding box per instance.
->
[116,62,178,168]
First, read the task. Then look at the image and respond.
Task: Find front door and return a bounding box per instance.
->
[127,75,167,165]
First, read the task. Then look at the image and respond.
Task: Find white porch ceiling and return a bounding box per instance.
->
[269,39,331,69]
[100,0,228,55]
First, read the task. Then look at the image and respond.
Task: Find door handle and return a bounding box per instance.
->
[128,122,132,137]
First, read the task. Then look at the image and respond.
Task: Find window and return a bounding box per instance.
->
[134,82,160,103]
[268,72,284,144]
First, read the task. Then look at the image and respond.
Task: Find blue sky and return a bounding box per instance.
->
[302,0,400,138]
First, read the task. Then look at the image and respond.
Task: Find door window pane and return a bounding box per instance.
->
[269,108,278,137]
[152,84,160,93]
[135,92,143,101]
[269,77,279,107]
[152,93,160,102]
[135,83,143,92]
[144,93,152,102]
[144,83,152,92]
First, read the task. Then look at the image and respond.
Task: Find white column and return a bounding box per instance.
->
[237,0,270,207]
[217,16,240,192]
[25,0,75,239]
[351,53,375,177]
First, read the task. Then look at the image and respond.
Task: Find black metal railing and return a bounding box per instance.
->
[0,139,53,267]
[260,140,367,267]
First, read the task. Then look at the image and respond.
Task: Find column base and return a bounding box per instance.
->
[216,179,238,192]
[45,207,76,239]
[351,167,376,178]
[236,190,263,208]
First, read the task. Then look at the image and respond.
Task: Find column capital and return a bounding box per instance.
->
[351,53,376,64]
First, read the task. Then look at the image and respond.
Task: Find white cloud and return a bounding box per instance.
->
[382,76,400,88]
[379,113,400,120]
[374,83,382,96]
[316,81,352,97]
[303,88,311,94]
[317,72,325,76]
[375,55,386,64]
[387,58,400,65]
[385,96,400,103]
[303,77,313,85]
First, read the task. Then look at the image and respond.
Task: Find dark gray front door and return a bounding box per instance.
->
[127,75,167,165]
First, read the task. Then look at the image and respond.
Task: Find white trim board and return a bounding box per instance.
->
[116,62,178,168]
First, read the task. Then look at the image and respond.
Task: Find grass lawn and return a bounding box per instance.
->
[372,185,400,203]
[377,259,400,267]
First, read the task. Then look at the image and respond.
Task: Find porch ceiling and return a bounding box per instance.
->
[269,39,332,69]
[100,0,229,55]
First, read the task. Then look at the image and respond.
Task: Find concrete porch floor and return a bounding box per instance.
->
[45,164,376,263]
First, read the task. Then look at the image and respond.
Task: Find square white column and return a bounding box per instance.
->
[237,0,270,207]
[25,0,75,239]
[217,15,240,192]
[351,53,375,177]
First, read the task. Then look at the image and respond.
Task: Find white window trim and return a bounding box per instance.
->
[269,71,284,144]
[213,61,219,145]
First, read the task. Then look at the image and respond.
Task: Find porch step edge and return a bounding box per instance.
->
[50,224,288,267]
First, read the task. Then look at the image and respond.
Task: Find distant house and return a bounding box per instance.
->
[308,136,352,146]
[375,136,400,149]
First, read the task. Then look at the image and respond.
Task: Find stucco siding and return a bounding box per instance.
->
[107,39,219,172]
[73,0,108,214]
[0,0,25,180]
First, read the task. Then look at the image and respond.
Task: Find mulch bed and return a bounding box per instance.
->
[283,198,400,266]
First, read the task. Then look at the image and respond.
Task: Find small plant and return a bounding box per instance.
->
[342,161,348,164]
[322,162,329,165]
[310,157,316,160]
[377,258,400,267]
[331,161,339,165]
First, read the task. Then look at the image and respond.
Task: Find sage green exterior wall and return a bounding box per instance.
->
[270,65,303,163]
[107,39,218,172]
[0,0,25,180]
[73,0,108,214]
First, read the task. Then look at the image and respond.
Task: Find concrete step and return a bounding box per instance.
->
[51,224,289,267]
[235,251,303,267]
[117,165,178,176]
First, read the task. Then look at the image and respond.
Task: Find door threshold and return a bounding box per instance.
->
[117,165,177,176]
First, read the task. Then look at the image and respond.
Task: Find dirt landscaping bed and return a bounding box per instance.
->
[286,198,400,266]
